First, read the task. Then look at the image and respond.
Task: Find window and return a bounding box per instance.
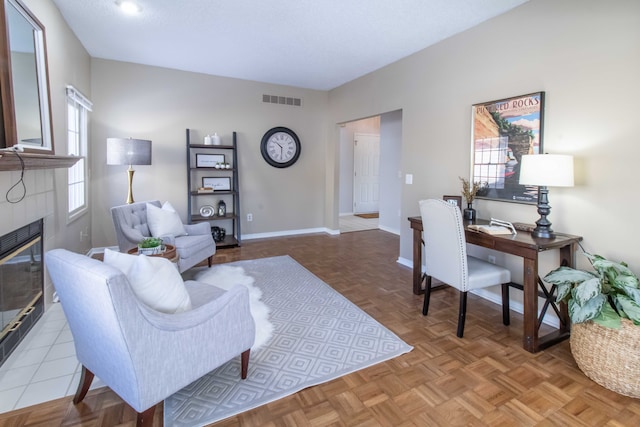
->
[66,86,92,220]
[473,136,508,189]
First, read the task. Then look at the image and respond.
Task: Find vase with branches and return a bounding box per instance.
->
[459,177,480,220]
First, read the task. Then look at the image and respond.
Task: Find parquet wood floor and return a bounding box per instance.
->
[1,230,639,426]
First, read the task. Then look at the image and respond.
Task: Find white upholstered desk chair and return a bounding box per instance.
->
[418,199,512,338]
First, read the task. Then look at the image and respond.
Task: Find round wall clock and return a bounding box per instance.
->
[260,127,301,168]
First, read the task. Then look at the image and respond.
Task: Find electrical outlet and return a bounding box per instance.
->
[488,255,496,264]
[247,213,253,222]
[405,174,413,185]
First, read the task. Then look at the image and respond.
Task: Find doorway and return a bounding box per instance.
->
[338,110,403,235]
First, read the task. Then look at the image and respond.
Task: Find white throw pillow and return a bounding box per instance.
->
[146,201,187,238]
[104,248,136,274]
[103,248,192,314]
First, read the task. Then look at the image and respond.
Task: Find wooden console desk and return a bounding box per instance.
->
[408,216,582,353]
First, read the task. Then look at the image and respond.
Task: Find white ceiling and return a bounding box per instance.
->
[50,0,528,91]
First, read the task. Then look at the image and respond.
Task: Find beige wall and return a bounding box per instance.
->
[3,0,638,312]
[0,0,91,304]
[90,60,330,247]
[329,0,639,270]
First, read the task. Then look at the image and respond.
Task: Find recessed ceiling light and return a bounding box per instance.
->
[116,1,142,15]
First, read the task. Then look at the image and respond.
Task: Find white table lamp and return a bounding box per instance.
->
[519,154,574,239]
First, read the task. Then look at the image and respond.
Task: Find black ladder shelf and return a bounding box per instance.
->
[186,129,241,248]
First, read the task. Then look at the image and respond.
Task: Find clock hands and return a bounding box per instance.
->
[272,141,284,159]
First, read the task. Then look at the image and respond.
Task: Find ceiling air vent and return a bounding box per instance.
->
[262,94,302,107]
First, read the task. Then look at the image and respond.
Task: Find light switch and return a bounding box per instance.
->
[405,174,413,184]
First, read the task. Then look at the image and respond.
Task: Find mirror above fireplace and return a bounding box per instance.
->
[0,0,54,154]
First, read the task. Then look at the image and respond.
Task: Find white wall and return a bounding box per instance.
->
[328,0,640,304]
[90,59,330,247]
[378,110,402,235]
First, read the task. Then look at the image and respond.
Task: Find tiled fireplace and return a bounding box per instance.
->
[0,219,44,367]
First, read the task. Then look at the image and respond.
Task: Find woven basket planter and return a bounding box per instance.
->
[571,319,640,398]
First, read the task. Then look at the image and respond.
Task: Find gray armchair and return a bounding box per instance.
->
[45,249,255,427]
[111,200,216,273]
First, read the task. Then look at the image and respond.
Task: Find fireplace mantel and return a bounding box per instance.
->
[0,152,80,171]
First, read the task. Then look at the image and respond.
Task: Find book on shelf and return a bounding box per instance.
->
[197,187,214,193]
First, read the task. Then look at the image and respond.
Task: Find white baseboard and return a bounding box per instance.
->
[471,288,560,328]
[397,256,412,269]
[242,227,338,241]
[379,225,399,235]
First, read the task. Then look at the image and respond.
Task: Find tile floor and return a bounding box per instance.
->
[339,215,378,233]
[0,302,105,414]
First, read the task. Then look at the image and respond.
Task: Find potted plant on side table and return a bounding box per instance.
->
[544,253,640,397]
[137,237,164,256]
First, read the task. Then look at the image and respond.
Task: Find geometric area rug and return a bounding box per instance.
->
[164,255,413,426]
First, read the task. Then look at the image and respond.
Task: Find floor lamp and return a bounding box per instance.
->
[107,137,152,204]
[519,154,574,239]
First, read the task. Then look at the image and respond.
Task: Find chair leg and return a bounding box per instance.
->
[501,282,511,326]
[136,406,156,427]
[207,255,213,268]
[241,349,250,379]
[73,365,94,404]
[457,291,468,338]
[422,275,433,316]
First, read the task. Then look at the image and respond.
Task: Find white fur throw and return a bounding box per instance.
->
[195,265,273,350]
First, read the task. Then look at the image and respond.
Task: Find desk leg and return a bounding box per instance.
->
[412,227,423,295]
[523,257,539,352]
[557,244,576,334]
[526,243,574,352]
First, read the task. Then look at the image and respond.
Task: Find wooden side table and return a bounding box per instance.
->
[127,244,179,263]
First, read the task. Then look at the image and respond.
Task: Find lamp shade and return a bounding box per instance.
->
[519,154,574,187]
[106,138,152,166]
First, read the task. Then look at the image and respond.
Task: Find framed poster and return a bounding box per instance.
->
[202,177,231,191]
[471,91,545,203]
[196,153,225,167]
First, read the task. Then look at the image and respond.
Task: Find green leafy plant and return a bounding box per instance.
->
[544,253,640,328]
[139,237,163,248]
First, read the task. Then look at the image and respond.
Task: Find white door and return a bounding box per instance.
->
[353,133,380,213]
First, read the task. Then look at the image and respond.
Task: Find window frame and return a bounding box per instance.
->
[66,86,92,222]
